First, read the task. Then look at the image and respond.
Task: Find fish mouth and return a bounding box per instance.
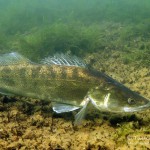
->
[123,102,150,112]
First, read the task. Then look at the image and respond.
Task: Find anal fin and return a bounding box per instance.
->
[52,102,80,113]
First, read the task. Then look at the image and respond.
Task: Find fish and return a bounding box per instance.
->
[0,52,150,124]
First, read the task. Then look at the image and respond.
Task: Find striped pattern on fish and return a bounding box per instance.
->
[0,52,149,125]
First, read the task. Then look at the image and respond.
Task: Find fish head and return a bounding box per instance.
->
[88,84,150,113]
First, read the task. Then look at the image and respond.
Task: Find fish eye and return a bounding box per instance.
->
[128,97,135,104]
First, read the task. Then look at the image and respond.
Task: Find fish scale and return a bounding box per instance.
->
[0,52,149,125]
[0,63,96,104]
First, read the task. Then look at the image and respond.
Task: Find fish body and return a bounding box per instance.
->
[0,52,150,124]
[0,63,98,106]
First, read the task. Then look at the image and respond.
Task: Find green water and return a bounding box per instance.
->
[0,0,150,65]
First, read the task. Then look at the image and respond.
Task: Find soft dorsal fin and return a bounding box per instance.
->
[41,53,86,67]
[0,52,31,65]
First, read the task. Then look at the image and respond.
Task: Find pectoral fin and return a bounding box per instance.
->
[52,102,80,113]
[74,98,90,125]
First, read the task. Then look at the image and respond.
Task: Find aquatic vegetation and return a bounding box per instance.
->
[0,0,149,66]
[8,23,107,61]
[122,49,150,66]
[0,0,149,149]
[1,21,148,67]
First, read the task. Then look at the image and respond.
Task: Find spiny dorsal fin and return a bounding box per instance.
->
[0,52,31,65]
[41,53,86,68]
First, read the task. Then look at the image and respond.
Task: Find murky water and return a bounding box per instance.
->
[0,0,150,149]
[0,0,149,62]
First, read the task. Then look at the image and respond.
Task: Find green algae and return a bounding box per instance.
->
[0,1,150,148]
[0,1,149,67]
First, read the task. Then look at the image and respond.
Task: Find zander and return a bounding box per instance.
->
[0,52,150,124]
